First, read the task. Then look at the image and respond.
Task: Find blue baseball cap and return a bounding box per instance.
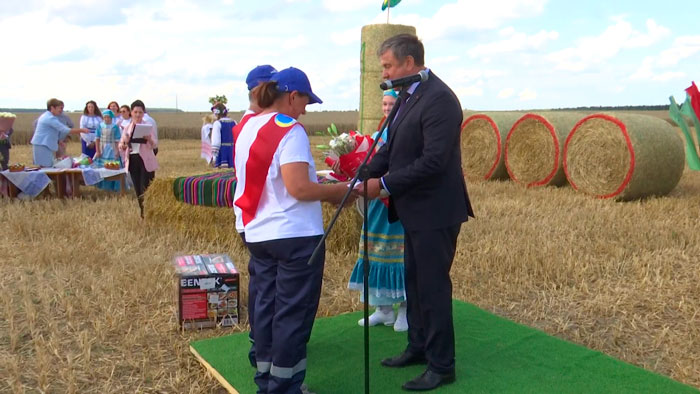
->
[246,65,277,91]
[271,67,323,105]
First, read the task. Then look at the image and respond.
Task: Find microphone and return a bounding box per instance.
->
[379,70,429,90]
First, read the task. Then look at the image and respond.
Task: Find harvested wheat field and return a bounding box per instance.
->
[1,139,699,393]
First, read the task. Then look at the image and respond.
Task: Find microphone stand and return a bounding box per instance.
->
[308,88,408,394]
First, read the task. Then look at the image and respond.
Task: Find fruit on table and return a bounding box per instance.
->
[9,163,25,172]
[103,160,120,170]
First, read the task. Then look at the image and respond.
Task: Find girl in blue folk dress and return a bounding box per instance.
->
[348,89,408,332]
[94,109,122,191]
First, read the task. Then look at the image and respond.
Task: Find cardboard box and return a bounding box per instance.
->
[173,254,240,329]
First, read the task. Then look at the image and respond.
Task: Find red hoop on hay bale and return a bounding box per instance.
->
[460,112,521,181]
[564,113,685,200]
[505,113,580,187]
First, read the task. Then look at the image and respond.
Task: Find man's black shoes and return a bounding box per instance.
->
[402,369,456,391]
[380,351,427,367]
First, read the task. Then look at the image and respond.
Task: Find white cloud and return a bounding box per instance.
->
[456,85,484,97]
[322,0,375,12]
[547,17,671,72]
[429,55,460,66]
[447,68,506,84]
[282,34,310,50]
[656,35,700,67]
[519,88,537,101]
[469,28,558,57]
[629,59,686,82]
[498,88,515,98]
[1,1,695,112]
[629,34,700,82]
[331,26,361,46]
[374,0,548,41]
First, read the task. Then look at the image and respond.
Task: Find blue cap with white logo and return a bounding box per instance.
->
[270,67,323,105]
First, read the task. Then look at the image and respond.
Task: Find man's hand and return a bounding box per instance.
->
[353,178,382,199]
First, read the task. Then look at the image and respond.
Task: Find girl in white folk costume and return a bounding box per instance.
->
[200,113,215,164]
[233,67,353,394]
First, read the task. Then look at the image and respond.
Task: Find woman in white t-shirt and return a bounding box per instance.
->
[118,105,132,133]
[233,67,352,394]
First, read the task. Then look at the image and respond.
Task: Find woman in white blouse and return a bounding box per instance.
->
[79,100,102,158]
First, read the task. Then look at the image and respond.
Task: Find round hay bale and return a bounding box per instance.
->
[564,113,685,200]
[505,112,581,187]
[359,24,416,133]
[145,177,362,254]
[461,112,522,181]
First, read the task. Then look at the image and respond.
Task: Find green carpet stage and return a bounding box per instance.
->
[190,300,697,393]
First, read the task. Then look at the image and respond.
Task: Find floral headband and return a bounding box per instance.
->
[211,104,228,116]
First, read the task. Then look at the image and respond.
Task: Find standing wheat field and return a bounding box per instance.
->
[1,136,698,393]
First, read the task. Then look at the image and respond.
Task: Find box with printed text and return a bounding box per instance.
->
[173,254,240,329]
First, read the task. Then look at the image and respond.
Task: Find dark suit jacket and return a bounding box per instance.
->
[367,71,474,231]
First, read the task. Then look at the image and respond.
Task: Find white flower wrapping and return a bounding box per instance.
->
[327,133,357,157]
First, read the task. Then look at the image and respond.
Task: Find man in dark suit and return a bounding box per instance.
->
[358,33,474,391]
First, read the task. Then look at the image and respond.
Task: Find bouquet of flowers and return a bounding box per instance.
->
[322,123,374,180]
[0,112,16,134]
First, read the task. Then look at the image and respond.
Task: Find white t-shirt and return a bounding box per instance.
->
[234,110,256,233]
[233,112,323,243]
[119,118,132,133]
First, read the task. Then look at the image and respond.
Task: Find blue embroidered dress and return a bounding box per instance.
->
[94,121,122,191]
[348,128,406,305]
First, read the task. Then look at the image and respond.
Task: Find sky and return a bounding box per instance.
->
[1,0,699,112]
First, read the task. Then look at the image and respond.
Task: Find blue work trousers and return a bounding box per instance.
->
[246,235,325,394]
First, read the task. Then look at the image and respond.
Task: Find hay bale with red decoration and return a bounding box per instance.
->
[505,112,582,187]
[460,112,522,181]
[564,113,685,200]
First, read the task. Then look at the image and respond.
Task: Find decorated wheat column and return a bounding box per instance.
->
[359,24,416,134]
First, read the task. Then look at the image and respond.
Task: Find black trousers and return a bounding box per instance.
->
[0,144,9,171]
[404,224,461,374]
[128,154,155,217]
